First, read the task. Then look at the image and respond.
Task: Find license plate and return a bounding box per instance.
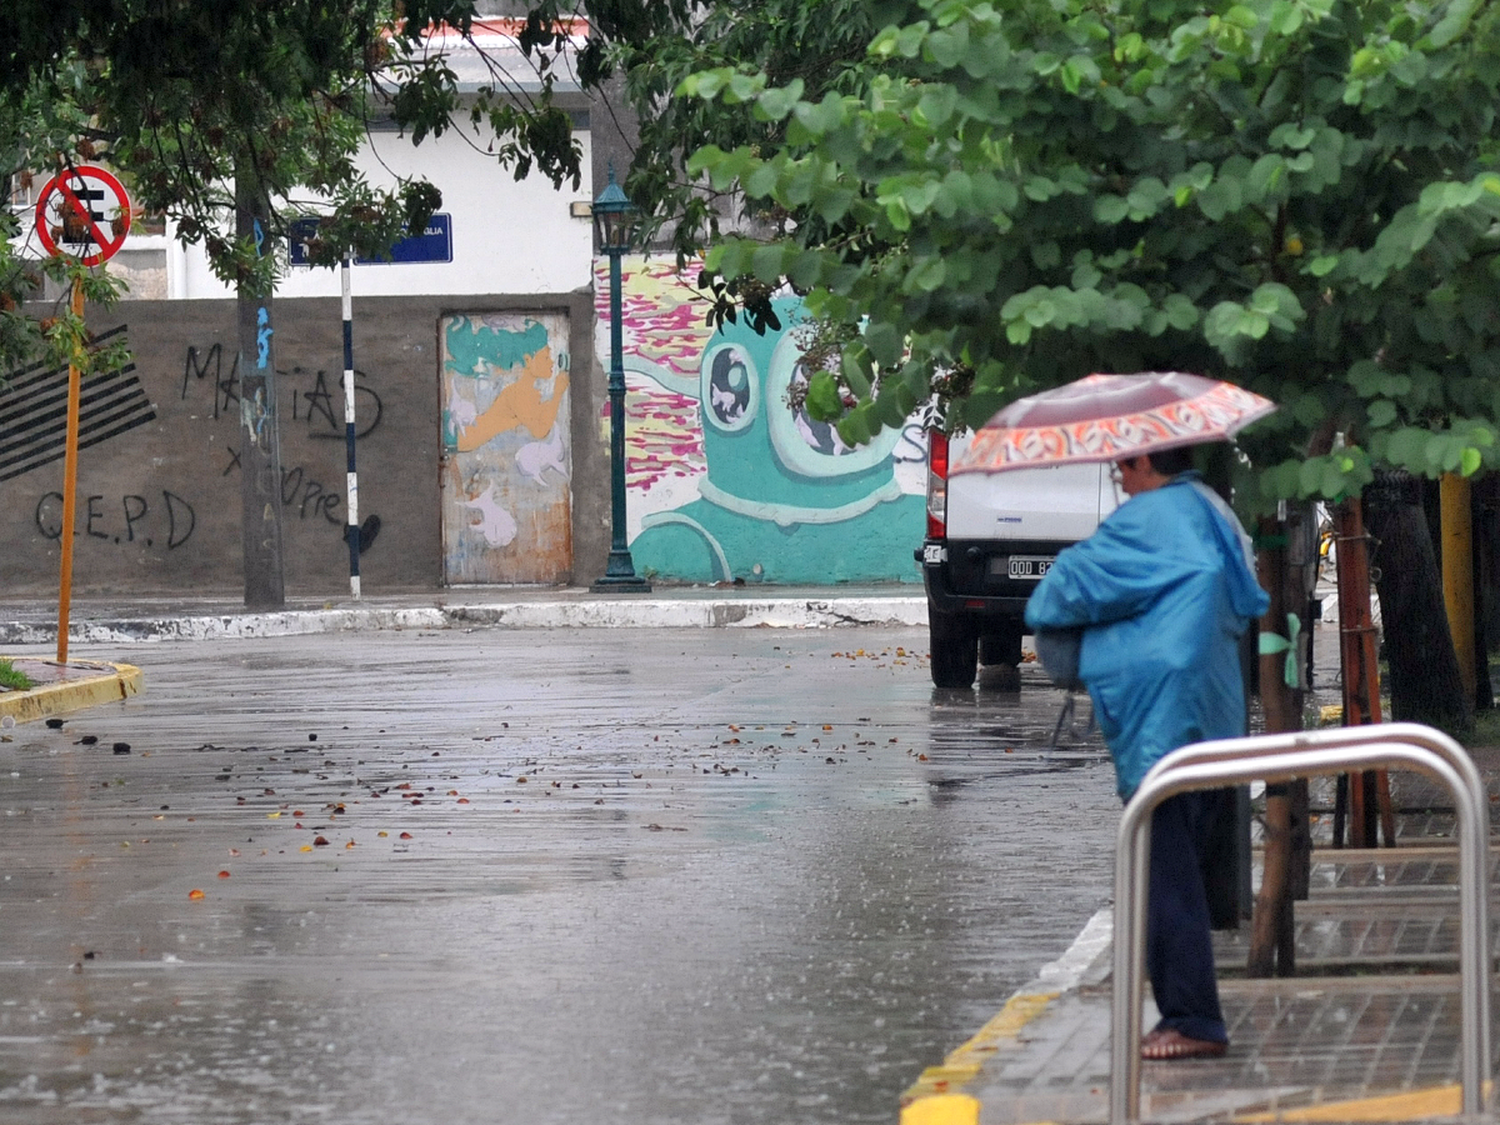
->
[1003,555,1054,580]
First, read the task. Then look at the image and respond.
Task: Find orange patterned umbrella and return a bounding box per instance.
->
[950,372,1276,475]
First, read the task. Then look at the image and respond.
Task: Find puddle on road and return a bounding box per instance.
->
[0,631,1120,1125]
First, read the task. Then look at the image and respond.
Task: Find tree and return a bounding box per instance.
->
[606,3,880,252]
[679,0,1500,514]
[3,1,601,604]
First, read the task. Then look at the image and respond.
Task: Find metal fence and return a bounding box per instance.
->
[1111,723,1491,1123]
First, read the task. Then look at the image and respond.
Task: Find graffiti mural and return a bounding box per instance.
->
[440,312,573,584]
[0,326,157,482]
[596,257,924,585]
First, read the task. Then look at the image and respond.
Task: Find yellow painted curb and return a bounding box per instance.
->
[0,661,143,724]
[900,1093,981,1125]
[901,991,1058,1106]
[1236,1081,1489,1122]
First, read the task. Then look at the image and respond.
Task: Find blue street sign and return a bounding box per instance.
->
[289,214,453,266]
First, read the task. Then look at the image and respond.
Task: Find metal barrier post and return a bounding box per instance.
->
[1136,723,1491,1078]
[1111,725,1491,1124]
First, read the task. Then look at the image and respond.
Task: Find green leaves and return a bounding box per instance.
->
[668,0,1500,515]
[1373,423,1495,478]
[1204,285,1305,360]
[1257,448,1375,503]
[999,285,1143,344]
[803,370,845,422]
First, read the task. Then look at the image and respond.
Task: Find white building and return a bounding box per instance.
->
[16,18,597,304]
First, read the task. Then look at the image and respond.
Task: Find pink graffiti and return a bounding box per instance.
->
[595,258,712,487]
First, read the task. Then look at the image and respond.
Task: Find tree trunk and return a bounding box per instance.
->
[1474,476,1499,710]
[1364,470,1470,730]
[236,172,286,609]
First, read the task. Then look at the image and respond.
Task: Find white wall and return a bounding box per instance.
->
[170,125,595,300]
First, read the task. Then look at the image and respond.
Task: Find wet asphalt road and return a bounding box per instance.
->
[0,626,1118,1124]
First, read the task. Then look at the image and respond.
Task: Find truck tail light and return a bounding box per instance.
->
[926,429,948,539]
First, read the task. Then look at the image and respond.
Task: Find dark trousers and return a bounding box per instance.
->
[1146,790,1229,1044]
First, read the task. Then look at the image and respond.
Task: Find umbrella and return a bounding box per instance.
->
[950,371,1276,475]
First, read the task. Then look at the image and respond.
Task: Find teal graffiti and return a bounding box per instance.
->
[256,307,272,369]
[443,317,549,377]
[627,295,922,585]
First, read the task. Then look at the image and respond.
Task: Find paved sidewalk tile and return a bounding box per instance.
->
[925,796,1497,1125]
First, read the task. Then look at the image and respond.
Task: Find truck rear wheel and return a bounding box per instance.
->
[929,612,978,689]
[979,628,1023,668]
[979,627,1024,691]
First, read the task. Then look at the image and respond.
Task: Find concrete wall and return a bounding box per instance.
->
[1,292,604,597]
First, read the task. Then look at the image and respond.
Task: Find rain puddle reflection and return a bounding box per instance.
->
[0,629,1120,1124]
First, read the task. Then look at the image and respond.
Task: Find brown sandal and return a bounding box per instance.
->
[1141,1027,1228,1060]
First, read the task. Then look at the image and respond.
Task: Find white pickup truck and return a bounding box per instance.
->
[917,430,1118,689]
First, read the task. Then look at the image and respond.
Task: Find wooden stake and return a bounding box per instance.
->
[1332,496,1395,847]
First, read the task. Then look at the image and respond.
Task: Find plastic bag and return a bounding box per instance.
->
[1034,627,1084,691]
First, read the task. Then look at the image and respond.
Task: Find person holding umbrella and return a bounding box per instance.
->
[953,372,1274,1061]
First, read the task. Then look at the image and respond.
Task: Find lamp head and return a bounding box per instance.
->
[592,165,636,255]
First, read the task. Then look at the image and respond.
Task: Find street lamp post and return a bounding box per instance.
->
[590,168,651,593]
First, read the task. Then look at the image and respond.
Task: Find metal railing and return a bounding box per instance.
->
[1111,723,1491,1124]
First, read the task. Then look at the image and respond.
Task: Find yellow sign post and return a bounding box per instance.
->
[33,165,134,661]
[54,279,85,662]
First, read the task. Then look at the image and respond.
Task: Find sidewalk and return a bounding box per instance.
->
[0,584,927,646]
[901,764,1500,1125]
[0,653,142,725]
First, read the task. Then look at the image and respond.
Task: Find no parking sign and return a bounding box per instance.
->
[33,165,133,267]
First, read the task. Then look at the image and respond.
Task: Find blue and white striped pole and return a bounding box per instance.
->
[341,257,360,599]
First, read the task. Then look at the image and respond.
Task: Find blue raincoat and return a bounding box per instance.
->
[1025,472,1269,798]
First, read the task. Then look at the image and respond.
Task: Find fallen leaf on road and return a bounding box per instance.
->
[188,889,205,900]
[217,870,230,879]
[399,831,413,840]
[313,836,330,846]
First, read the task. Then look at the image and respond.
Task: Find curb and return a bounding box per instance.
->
[0,597,929,645]
[0,659,143,725]
[899,907,1114,1125]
